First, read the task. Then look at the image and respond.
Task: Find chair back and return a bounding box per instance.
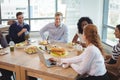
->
[7,20,16,25]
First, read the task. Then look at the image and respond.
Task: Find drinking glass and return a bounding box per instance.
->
[9,41,15,52]
[25,31,30,40]
[74,44,83,55]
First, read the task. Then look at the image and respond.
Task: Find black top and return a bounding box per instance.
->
[0,31,8,48]
[9,22,30,43]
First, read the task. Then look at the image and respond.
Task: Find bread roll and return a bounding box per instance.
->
[50,47,65,56]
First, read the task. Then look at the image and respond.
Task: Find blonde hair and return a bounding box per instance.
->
[55,12,63,17]
[83,24,104,55]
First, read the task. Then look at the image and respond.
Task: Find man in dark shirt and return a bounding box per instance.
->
[9,12,30,43]
[0,31,13,80]
[8,12,37,80]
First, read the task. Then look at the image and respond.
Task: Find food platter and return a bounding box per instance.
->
[50,51,68,57]
[15,42,26,48]
[49,47,68,57]
[0,49,8,56]
[39,40,48,45]
[24,46,38,54]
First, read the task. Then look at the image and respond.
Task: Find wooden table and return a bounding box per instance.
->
[0,47,38,80]
[20,43,78,80]
[0,42,78,80]
[0,24,10,32]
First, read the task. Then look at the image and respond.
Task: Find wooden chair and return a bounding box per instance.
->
[106,56,120,70]
[107,71,119,80]
[106,56,120,79]
[7,20,16,25]
[5,34,11,44]
[5,20,16,44]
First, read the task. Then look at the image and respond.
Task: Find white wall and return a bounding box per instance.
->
[79,0,104,37]
[65,0,104,42]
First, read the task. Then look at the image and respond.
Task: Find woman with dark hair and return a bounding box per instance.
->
[51,24,110,80]
[106,24,120,64]
[72,17,93,47]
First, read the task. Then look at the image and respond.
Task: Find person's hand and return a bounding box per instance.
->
[62,63,70,68]
[49,58,57,62]
[22,28,27,33]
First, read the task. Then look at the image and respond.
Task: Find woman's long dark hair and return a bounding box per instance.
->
[77,17,93,34]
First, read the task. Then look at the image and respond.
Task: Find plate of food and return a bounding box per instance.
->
[24,46,38,54]
[15,42,26,48]
[0,50,8,56]
[39,40,48,45]
[50,47,67,57]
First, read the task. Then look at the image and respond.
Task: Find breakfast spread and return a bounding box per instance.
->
[50,47,66,56]
[39,40,48,45]
[24,46,38,54]
[15,42,26,48]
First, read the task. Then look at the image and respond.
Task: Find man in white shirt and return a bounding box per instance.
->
[40,12,68,43]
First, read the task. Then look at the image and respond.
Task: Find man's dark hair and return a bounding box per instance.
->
[16,12,23,17]
[116,24,120,31]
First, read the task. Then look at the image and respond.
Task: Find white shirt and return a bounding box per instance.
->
[61,45,106,76]
[40,22,68,43]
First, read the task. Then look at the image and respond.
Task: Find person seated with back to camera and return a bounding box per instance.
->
[72,17,93,47]
[0,30,13,80]
[51,24,110,80]
[40,12,68,43]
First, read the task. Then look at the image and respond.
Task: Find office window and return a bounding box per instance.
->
[30,19,54,31]
[0,0,81,42]
[103,0,120,46]
[29,0,56,31]
[30,0,55,18]
[1,0,28,19]
[108,0,120,27]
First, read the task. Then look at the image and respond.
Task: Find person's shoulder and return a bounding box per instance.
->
[24,23,29,26]
[61,23,67,26]
[61,23,68,28]
[12,22,17,25]
[47,22,54,25]
[10,22,17,28]
[44,22,54,28]
[86,45,98,51]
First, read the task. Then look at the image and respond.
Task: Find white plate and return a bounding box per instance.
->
[15,43,26,48]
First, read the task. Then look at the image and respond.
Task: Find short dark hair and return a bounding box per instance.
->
[77,17,93,34]
[116,24,120,31]
[16,12,23,17]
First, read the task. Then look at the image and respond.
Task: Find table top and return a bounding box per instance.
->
[0,42,78,80]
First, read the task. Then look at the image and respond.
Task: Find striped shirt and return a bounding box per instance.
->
[112,40,120,60]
